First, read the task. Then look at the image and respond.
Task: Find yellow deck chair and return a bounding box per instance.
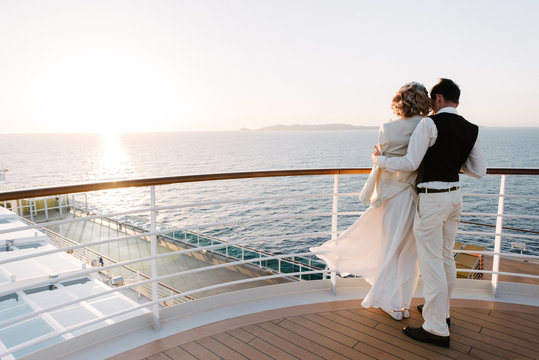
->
[455,244,484,279]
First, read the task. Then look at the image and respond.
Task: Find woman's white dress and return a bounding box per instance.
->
[311,116,422,311]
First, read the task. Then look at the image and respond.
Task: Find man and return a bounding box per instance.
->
[372,78,486,347]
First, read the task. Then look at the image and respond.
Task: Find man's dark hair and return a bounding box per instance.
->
[430,78,460,103]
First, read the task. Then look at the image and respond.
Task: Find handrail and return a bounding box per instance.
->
[1,167,538,201]
[0,168,371,201]
[485,168,539,175]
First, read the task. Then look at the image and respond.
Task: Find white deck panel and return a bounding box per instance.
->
[0,244,82,283]
[0,218,48,246]
[0,207,17,218]
[0,208,150,360]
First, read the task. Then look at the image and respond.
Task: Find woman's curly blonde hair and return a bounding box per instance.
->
[391,82,431,118]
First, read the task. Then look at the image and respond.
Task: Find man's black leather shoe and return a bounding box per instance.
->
[417,304,450,326]
[403,326,450,348]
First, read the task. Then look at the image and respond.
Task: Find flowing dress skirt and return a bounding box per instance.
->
[311,187,419,311]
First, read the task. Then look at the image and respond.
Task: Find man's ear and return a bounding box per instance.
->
[435,93,446,107]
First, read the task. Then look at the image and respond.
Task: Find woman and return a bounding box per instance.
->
[311,82,431,320]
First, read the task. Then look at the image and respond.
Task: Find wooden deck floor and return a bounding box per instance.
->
[111,298,539,360]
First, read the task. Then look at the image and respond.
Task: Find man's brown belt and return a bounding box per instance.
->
[417,186,460,194]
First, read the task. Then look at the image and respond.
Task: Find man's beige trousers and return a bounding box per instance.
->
[414,190,462,337]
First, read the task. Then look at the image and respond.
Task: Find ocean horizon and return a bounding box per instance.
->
[1,124,538,136]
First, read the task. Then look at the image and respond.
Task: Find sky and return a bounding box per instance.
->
[1,0,538,133]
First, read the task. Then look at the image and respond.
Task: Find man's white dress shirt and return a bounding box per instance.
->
[376,107,486,189]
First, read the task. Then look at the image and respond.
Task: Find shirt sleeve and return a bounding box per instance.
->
[376,117,436,171]
[461,136,487,178]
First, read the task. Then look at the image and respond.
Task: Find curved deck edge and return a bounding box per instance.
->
[21,278,539,360]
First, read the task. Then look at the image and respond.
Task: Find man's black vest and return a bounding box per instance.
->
[421,112,478,183]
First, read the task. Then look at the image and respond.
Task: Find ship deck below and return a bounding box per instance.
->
[111,298,539,360]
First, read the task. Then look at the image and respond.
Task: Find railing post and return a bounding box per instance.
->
[29,200,34,222]
[58,196,64,247]
[58,196,63,218]
[330,174,339,295]
[44,197,49,220]
[491,175,506,297]
[332,174,339,239]
[150,186,160,330]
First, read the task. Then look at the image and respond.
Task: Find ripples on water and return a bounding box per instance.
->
[0,128,537,256]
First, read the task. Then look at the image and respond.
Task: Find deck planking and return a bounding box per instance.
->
[111,298,539,360]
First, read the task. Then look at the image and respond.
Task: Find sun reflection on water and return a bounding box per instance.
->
[99,132,132,178]
[92,132,144,213]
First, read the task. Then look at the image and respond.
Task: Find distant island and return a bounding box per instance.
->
[240,123,377,131]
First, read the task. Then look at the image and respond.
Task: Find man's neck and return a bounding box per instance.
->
[433,97,458,114]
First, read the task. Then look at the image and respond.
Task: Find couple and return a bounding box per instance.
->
[311,79,486,347]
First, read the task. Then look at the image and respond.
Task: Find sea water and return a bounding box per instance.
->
[0,128,537,256]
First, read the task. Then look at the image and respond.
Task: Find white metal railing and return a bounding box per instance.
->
[0,169,537,359]
[1,195,537,276]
